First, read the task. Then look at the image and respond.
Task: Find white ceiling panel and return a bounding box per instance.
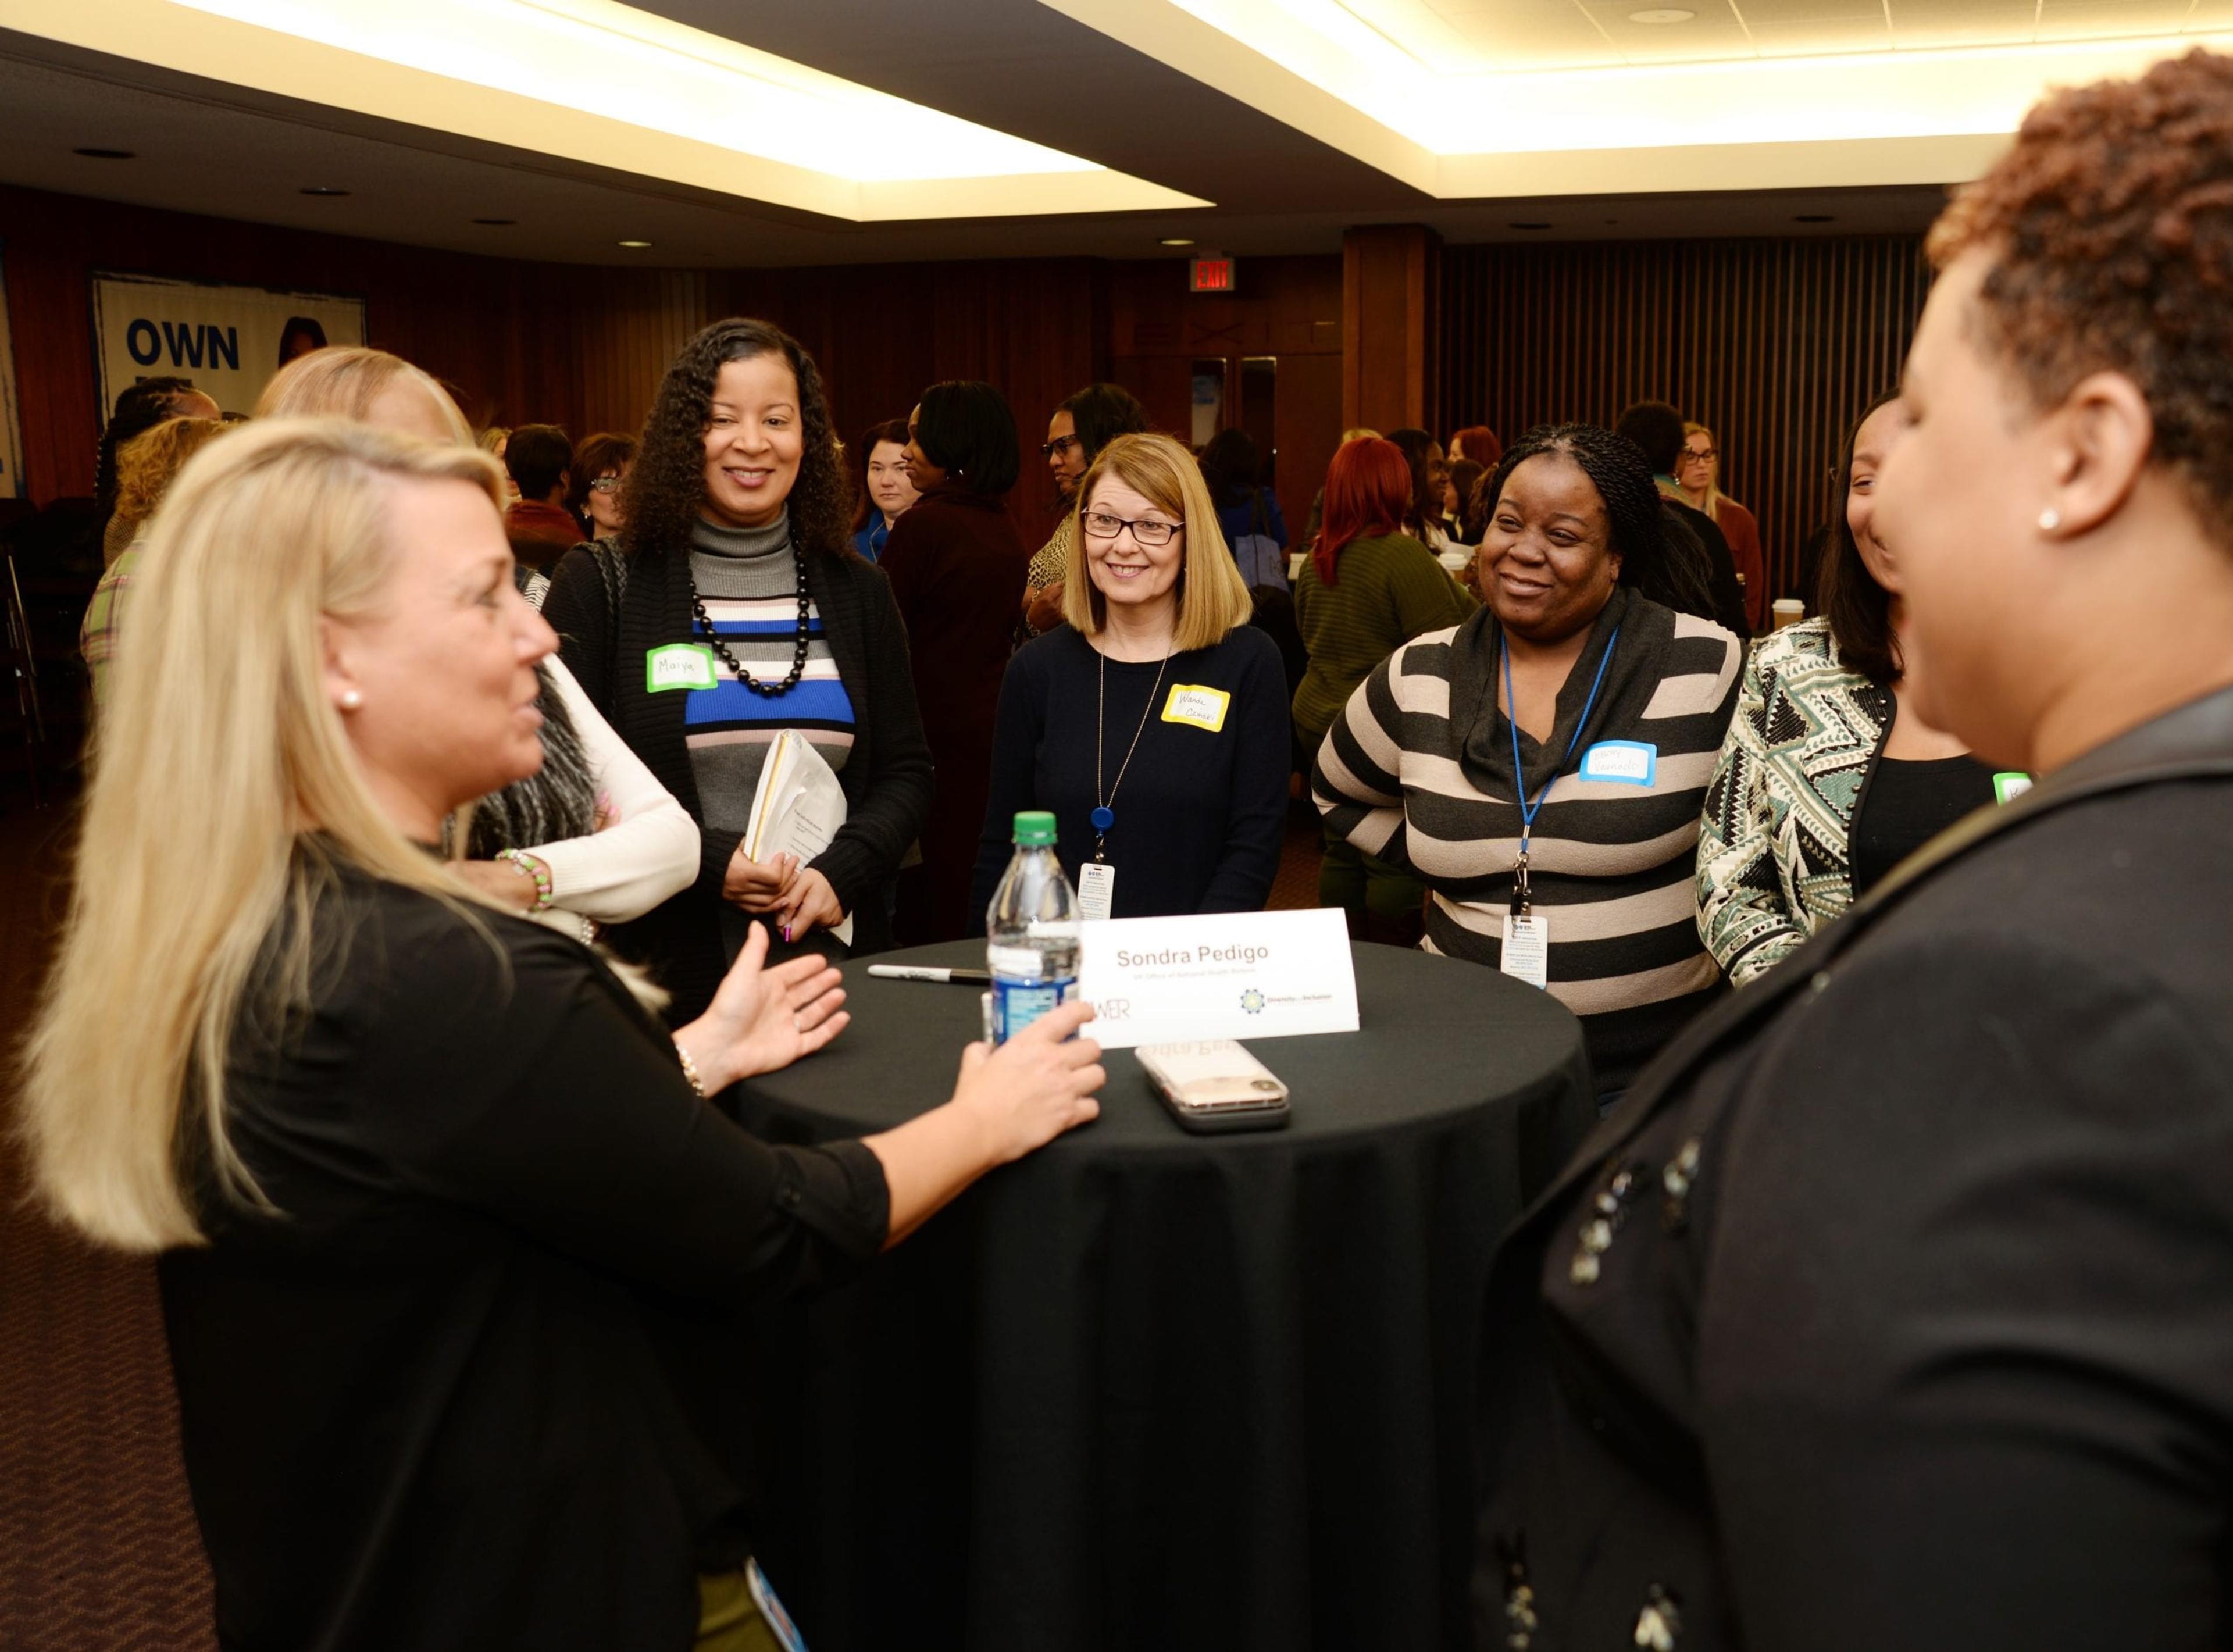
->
[2034,0,2202,41]
[1407,0,1620,70]
[1889,2,2044,49]
[1747,16,1896,57]
[1576,1,1758,63]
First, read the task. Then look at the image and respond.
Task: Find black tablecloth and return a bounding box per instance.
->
[731,939,1593,1652]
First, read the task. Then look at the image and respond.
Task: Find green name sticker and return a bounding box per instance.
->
[1992,771,2034,805]
[646,643,719,693]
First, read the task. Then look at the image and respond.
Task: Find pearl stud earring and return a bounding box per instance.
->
[2038,508,2061,532]
[340,689,363,710]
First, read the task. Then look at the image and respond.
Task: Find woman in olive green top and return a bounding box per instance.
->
[1294,436,1477,940]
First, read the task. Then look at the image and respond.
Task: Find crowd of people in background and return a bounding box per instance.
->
[44,48,2233,1646]
[72,308,1857,1046]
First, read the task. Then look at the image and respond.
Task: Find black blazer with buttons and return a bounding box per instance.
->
[1473,683,2233,1652]
[543,538,933,1023]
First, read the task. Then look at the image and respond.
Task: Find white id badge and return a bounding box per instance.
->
[1501,912,1550,989]
[1077,861,1116,923]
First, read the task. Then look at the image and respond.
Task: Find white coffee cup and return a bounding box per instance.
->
[1771,598,1804,630]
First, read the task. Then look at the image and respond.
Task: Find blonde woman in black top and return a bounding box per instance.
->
[20,419,1104,1651]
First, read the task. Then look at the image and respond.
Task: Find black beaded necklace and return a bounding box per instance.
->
[688,544,812,698]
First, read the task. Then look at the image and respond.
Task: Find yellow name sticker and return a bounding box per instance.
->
[1161,684,1231,733]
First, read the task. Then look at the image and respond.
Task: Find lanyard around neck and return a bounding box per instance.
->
[1093,644,1172,861]
[1503,623,1619,914]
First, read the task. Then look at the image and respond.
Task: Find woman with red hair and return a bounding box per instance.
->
[1292,435,1476,940]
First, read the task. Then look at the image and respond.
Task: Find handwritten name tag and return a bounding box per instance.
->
[1162,684,1231,733]
[1579,739,1656,786]
[1078,908,1358,1048]
[646,643,718,693]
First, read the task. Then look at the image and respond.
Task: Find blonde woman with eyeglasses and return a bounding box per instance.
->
[1675,421,1767,631]
[21,419,1104,1652]
[968,431,1290,926]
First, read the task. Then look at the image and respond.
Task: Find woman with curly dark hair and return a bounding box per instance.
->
[543,317,933,1021]
[1474,51,2233,1651]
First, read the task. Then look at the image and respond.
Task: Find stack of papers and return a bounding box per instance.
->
[744,729,854,948]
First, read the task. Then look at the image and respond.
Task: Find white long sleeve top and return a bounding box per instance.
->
[525,657,697,930]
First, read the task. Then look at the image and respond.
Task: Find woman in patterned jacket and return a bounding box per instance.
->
[1696,393,2027,986]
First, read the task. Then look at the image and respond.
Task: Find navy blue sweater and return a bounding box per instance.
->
[969,625,1291,932]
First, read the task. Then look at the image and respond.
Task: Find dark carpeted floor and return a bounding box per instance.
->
[0,795,217,1651]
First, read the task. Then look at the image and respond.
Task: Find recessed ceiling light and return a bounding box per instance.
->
[299,185,351,197]
[1794,213,1836,223]
[1160,237,1196,247]
[1628,8,1696,22]
[472,217,518,226]
[73,146,136,160]
[618,239,652,248]
[1510,221,1553,230]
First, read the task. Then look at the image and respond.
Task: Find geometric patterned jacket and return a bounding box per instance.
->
[1695,616,1892,986]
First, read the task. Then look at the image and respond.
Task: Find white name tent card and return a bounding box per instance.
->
[1076,908,1359,1048]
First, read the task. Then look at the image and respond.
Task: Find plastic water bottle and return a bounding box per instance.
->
[985,811,1080,1046]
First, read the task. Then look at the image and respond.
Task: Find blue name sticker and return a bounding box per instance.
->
[1578,740,1657,786]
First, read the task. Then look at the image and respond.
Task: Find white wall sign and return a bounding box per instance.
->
[1077,907,1360,1049]
[91,272,368,421]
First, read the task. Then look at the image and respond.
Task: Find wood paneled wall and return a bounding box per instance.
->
[1438,234,1932,603]
[0,184,1118,544]
[0,184,719,501]
[1106,255,1344,544]
[723,259,1107,542]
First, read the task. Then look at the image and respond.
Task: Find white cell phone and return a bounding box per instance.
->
[1136,1040,1291,1133]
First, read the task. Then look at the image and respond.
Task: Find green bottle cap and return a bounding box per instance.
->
[1012,811,1058,846]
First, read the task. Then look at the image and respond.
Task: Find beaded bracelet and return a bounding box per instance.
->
[495,848,554,911]
[673,1041,707,1098]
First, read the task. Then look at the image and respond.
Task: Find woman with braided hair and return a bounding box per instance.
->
[543,318,934,1020]
[1312,422,1741,1098]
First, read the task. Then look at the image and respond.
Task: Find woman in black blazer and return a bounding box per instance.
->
[1474,53,2233,1651]
[545,319,933,1022]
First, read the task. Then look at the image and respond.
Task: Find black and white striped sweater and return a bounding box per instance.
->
[1314,587,1743,1090]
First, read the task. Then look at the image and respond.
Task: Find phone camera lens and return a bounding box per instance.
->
[1251,1079,1279,1092]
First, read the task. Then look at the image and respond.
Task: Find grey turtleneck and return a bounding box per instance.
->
[682,511,857,960]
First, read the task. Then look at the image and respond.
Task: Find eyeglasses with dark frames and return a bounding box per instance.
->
[1681,447,1719,465]
[1039,434,1084,459]
[1081,510,1182,547]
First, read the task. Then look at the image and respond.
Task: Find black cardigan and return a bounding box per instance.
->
[1474,683,2233,1651]
[160,866,887,1652]
[543,538,933,1022]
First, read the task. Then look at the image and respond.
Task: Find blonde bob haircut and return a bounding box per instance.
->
[1060,432,1253,650]
[22,418,513,1253]
[255,346,475,446]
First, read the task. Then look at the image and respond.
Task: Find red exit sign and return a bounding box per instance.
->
[1189,256,1236,294]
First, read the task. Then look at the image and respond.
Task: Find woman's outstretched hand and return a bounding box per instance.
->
[950,1000,1104,1162]
[865,1000,1104,1248]
[675,921,847,1090]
